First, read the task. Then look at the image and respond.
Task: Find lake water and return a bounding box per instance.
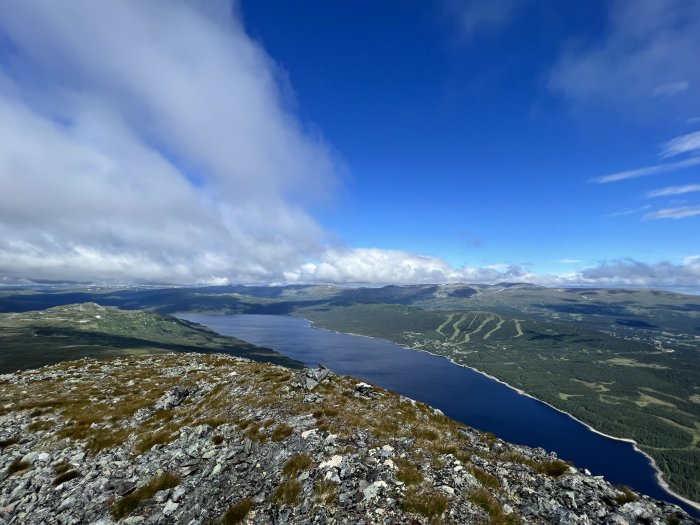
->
[179,313,698,516]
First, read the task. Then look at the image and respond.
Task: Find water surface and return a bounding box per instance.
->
[179,313,698,516]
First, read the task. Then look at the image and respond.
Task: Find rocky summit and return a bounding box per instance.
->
[0,353,696,525]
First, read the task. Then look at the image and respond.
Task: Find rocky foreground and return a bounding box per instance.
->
[0,353,696,524]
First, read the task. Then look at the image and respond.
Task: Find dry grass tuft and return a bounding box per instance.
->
[220,498,254,524]
[614,485,639,505]
[283,453,313,477]
[401,487,448,518]
[53,469,81,485]
[110,472,181,519]
[468,487,520,525]
[271,424,294,441]
[7,459,30,475]
[395,459,423,485]
[273,479,302,506]
[534,458,570,477]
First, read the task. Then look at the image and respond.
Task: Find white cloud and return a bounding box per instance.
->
[652,81,688,97]
[287,250,700,287]
[646,184,700,198]
[549,1,700,115]
[661,130,700,157]
[285,248,532,285]
[644,205,700,220]
[0,0,334,285]
[592,157,700,183]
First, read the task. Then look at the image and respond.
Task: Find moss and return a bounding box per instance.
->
[220,498,254,524]
[110,472,181,519]
[283,453,313,477]
[468,487,520,525]
[7,459,30,475]
[53,470,81,485]
[273,479,302,506]
[271,424,294,442]
[401,487,448,518]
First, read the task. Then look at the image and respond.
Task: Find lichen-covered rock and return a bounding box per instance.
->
[0,353,697,524]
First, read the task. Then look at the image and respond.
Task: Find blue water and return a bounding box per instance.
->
[179,313,699,517]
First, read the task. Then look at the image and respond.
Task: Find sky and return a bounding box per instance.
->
[0,0,699,287]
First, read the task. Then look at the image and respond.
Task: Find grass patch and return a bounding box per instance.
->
[614,485,640,505]
[134,429,174,455]
[534,459,570,477]
[86,428,130,454]
[220,498,254,524]
[283,453,313,477]
[396,459,423,485]
[271,424,294,442]
[53,470,81,485]
[470,466,500,490]
[244,422,266,443]
[401,487,448,519]
[7,459,30,475]
[273,479,301,506]
[54,461,72,474]
[314,479,338,505]
[110,472,181,520]
[28,420,53,432]
[468,487,519,525]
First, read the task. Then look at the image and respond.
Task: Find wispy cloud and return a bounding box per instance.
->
[661,130,700,157]
[443,0,527,41]
[606,205,652,218]
[557,259,582,264]
[549,1,700,115]
[592,157,700,184]
[652,81,689,97]
[644,205,700,220]
[646,184,700,198]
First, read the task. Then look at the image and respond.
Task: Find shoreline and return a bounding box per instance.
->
[296,316,700,514]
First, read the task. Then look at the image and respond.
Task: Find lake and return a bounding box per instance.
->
[178,313,698,516]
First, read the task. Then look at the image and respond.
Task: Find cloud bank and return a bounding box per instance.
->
[0,0,334,284]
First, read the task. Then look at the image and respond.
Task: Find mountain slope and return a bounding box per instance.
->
[0,303,302,373]
[1,353,696,524]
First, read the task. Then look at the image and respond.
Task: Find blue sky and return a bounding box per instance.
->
[0,1,699,286]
